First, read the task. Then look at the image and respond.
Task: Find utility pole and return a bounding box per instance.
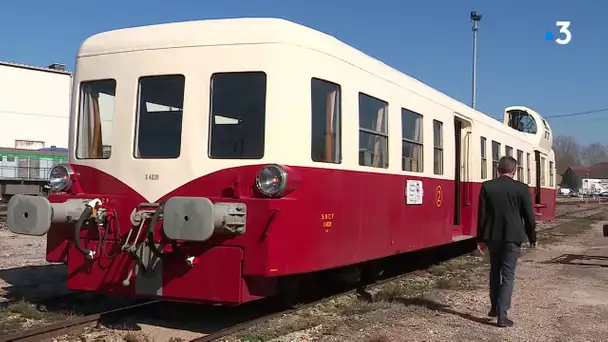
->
[471,10,482,109]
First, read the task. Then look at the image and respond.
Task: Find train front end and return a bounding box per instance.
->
[5,20,300,305]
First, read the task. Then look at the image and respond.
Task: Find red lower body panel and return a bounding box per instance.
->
[43,164,556,304]
[66,240,273,304]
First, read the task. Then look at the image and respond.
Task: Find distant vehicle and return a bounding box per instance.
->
[5,17,558,306]
[0,146,68,200]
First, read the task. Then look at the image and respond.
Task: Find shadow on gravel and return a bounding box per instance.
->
[0,264,149,336]
[101,299,280,334]
[395,297,496,327]
[101,239,480,336]
[0,264,69,303]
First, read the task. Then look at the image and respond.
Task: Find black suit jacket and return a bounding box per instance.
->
[476,175,537,245]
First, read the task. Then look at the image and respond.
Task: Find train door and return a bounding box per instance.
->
[454,120,462,225]
[453,116,473,237]
[534,150,543,204]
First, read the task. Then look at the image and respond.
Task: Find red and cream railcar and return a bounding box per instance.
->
[6,18,556,305]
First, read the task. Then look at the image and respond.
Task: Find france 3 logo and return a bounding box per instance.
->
[545,21,572,45]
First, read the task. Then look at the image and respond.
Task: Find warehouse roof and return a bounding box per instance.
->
[568,162,608,179]
[0,60,72,75]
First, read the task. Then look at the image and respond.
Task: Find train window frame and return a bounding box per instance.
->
[133,74,185,159]
[516,150,523,181]
[401,108,423,172]
[506,146,513,158]
[491,140,500,178]
[549,160,554,187]
[311,78,342,164]
[433,120,443,175]
[208,71,267,160]
[480,136,487,179]
[75,78,117,160]
[358,92,389,169]
[540,156,546,186]
[526,152,531,184]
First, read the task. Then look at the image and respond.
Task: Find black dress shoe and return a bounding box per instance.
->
[488,309,497,317]
[497,316,514,327]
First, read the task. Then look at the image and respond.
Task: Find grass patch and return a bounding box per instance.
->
[540,214,606,244]
[232,310,328,342]
[367,336,392,342]
[427,254,488,291]
[122,331,151,342]
[0,299,76,336]
[4,299,44,319]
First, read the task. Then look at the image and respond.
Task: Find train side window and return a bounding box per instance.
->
[209,72,267,159]
[311,78,341,164]
[76,79,116,159]
[358,93,388,168]
[480,137,487,179]
[491,141,500,178]
[516,150,523,181]
[549,161,554,187]
[506,146,513,157]
[433,120,443,174]
[6,156,15,162]
[526,152,531,184]
[134,75,185,159]
[540,156,546,186]
[402,108,423,172]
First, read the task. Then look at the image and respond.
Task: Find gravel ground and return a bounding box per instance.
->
[1,203,607,341]
[0,220,69,303]
[222,209,608,342]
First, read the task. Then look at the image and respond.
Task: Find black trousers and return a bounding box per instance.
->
[488,242,521,316]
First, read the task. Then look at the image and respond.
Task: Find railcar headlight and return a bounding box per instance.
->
[256,164,288,197]
[48,164,74,192]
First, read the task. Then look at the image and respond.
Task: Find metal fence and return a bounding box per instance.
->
[0,165,55,181]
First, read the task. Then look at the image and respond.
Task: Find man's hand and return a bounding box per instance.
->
[477,242,488,255]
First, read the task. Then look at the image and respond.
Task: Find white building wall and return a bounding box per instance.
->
[0,62,72,149]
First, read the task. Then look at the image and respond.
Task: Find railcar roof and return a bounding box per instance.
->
[78,17,337,57]
[77,17,539,143]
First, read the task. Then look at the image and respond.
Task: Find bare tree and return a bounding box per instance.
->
[580,142,607,166]
[553,135,581,172]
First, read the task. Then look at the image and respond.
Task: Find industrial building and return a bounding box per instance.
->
[0,61,72,200]
[0,61,73,148]
[561,162,608,195]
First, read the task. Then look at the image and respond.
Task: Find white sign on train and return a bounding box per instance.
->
[406,180,423,205]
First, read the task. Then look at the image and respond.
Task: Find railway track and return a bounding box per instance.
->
[0,301,160,342]
[1,202,607,342]
[0,239,474,342]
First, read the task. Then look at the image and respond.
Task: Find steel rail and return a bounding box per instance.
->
[0,300,160,342]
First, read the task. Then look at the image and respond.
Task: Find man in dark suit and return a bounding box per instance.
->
[476,156,537,327]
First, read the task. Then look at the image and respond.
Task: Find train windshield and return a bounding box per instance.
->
[76,79,116,159]
[134,75,185,159]
[208,72,267,159]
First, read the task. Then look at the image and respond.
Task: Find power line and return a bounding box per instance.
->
[545,108,608,119]
[491,108,608,121]
[551,116,608,124]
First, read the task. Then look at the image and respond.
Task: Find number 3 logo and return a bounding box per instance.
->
[555,21,572,45]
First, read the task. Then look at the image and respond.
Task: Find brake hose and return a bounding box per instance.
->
[74,206,95,259]
[146,202,187,260]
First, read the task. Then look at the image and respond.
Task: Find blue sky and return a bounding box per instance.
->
[1,0,606,145]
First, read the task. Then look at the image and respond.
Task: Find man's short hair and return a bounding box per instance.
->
[497,156,517,174]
